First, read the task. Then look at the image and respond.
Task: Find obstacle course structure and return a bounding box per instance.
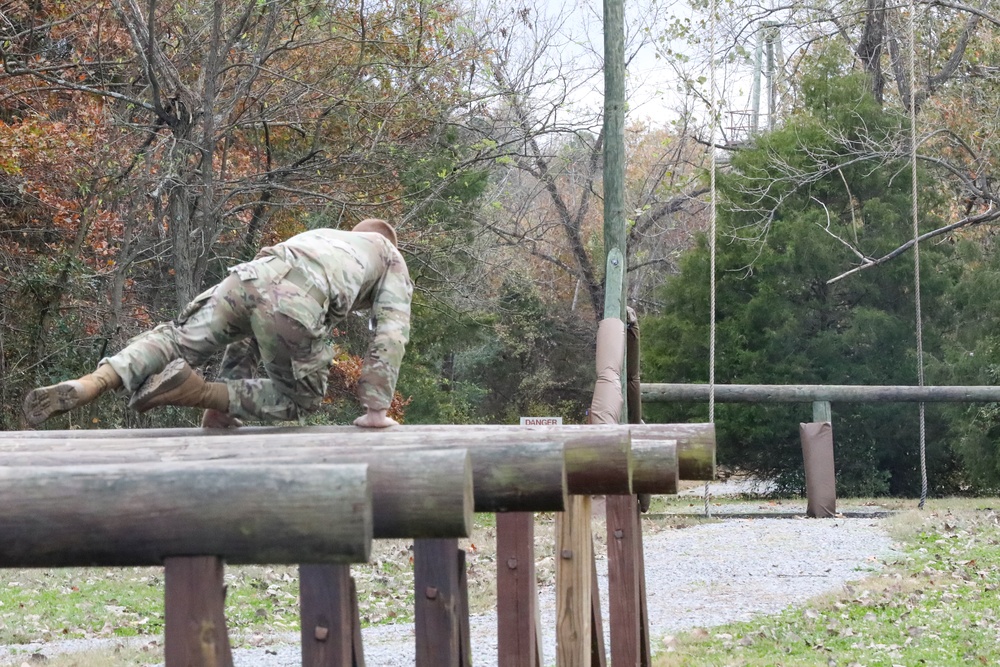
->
[1,421,715,666]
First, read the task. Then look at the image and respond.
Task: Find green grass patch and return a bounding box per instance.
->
[655,500,1000,666]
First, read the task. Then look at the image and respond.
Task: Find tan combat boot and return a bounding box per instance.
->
[129,359,230,413]
[23,364,123,426]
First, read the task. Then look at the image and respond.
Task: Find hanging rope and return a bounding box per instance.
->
[704,0,718,518]
[908,0,929,509]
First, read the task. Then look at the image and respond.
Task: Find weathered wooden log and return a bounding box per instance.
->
[0,441,562,516]
[0,463,372,568]
[2,425,635,495]
[641,383,1000,403]
[630,439,677,495]
[629,423,715,481]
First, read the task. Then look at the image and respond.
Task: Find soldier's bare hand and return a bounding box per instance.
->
[353,408,398,428]
[201,409,243,429]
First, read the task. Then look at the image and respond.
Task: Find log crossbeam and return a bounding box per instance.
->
[642,383,1000,403]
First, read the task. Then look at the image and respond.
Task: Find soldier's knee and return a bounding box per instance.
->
[291,392,324,416]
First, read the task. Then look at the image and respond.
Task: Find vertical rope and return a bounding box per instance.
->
[705,0,718,518]
[908,0,928,509]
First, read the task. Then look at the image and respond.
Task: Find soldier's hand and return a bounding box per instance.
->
[353,408,398,428]
[201,409,243,429]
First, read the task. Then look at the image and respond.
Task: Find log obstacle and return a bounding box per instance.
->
[0,447,474,539]
[0,423,715,667]
[640,382,1000,519]
[0,462,372,567]
[641,382,1000,403]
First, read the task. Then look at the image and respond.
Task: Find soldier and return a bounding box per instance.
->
[23,219,412,429]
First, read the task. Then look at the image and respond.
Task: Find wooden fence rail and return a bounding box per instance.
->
[642,383,1000,403]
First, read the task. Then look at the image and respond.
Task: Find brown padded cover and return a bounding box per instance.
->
[589,318,626,425]
[800,421,837,518]
[626,307,642,426]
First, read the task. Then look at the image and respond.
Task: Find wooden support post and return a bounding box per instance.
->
[497,512,539,667]
[300,564,355,667]
[813,400,832,423]
[414,539,463,667]
[636,499,651,667]
[164,556,234,667]
[457,549,472,667]
[590,547,607,667]
[607,495,645,667]
[349,578,366,667]
[556,495,593,667]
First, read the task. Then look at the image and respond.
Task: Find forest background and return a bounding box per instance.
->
[2,0,1000,497]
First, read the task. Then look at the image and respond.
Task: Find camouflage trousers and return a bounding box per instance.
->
[102,256,333,421]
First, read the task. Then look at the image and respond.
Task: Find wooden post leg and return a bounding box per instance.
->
[164,556,234,667]
[414,538,461,667]
[556,495,593,667]
[497,512,538,667]
[300,564,354,667]
[457,549,472,667]
[349,578,366,667]
[607,495,646,667]
[590,546,607,667]
[634,499,651,666]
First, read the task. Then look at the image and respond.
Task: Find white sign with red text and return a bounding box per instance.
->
[519,416,563,426]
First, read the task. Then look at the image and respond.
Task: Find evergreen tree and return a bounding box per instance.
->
[642,64,969,496]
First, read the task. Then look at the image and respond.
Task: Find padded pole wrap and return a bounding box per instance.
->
[799,422,837,518]
[590,318,626,425]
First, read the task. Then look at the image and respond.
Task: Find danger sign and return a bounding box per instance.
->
[519,417,563,426]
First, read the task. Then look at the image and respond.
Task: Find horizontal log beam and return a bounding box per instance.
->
[0,463,372,568]
[629,423,715,481]
[631,439,677,494]
[641,383,1000,403]
[0,440,564,516]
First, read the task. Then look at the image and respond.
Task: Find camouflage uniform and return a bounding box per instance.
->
[102,229,413,421]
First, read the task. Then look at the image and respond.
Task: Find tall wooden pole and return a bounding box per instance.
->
[603,0,626,322]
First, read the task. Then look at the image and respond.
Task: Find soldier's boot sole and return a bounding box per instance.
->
[129,359,198,413]
[23,380,92,426]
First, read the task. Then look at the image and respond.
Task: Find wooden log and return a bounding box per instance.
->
[164,556,234,667]
[0,463,372,567]
[630,439,678,495]
[641,383,1000,403]
[0,425,632,490]
[629,423,715,481]
[3,425,640,494]
[0,442,556,519]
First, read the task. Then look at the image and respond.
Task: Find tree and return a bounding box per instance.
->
[0,0,487,427]
[642,68,973,496]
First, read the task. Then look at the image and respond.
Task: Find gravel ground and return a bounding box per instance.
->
[0,510,898,666]
[253,515,896,666]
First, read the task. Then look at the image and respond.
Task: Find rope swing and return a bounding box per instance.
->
[704,0,719,518]
[907,0,929,509]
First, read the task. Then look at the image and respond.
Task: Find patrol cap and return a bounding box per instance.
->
[352,218,398,248]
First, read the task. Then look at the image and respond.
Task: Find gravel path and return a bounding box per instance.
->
[303,515,896,666]
[1,511,896,666]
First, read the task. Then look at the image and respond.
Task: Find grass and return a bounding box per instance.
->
[1,497,997,666]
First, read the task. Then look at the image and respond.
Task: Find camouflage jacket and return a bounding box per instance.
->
[257,228,413,411]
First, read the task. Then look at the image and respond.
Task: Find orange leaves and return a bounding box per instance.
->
[326,350,411,422]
